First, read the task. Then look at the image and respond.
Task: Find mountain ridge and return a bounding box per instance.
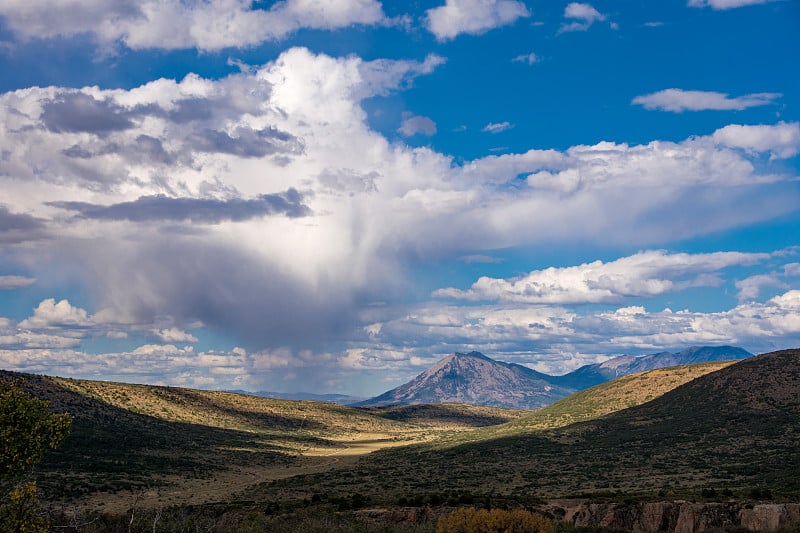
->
[358,345,753,409]
[357,351,574,409]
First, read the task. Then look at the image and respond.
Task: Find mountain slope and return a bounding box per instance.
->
[503,359,738,432]
[550,345,753,389]
[358,351,575,409]
[264,349,800,502]
[361,346,753,409]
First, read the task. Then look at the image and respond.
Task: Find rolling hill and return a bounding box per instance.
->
[497,359,739,432]
[260,349,800,504]
[551,345,753,389]
[4,348,796,530]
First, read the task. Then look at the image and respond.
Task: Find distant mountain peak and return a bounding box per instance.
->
[359,345,755,410]
[358,351,573,409]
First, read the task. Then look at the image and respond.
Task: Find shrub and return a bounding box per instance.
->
[437,507,553,533]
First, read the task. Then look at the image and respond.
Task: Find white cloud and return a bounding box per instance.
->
[559,2,606,33]
[18,298,93,329]
[1,46,799,383]
[152,327,199,343]
[512,52,540,65]
[434,250,770,304]
[482,121,513,133]
[735,274,787,302]
[688,0,779,9]
[712,122,800,159]
[398,113,437,137]
[633,89,782,112]
[0,275,36,289]
[425,0,530,41]
[0,0,387,51]
[784,263,800,277]
[361,287,800,376]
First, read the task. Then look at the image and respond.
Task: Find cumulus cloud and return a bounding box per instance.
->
[711,122,800,159]
[151,327,199,344]
[688,0,779,9]
[559,2,606,33]
[0,0,387,51]
[434,250,771,304]
[41,93,136,134]
[362,287,800,376]
[1,47,799,387]
[735,274,787,302]
[425,0,530,41]
[633,89,782,112]
[18,299,93,329]
[398,113,437,137]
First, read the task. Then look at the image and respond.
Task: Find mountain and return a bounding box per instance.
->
[357,351,576,409]
[360,346,754,409]
[550,345,753,389]
[267,349,800,504]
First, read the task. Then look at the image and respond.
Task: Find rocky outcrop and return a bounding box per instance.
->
[559,501,800,532]
[740,504,800,532]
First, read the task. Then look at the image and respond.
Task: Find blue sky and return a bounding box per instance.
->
[0,0,798,396]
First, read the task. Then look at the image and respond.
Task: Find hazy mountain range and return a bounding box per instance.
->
[358,345,753,409]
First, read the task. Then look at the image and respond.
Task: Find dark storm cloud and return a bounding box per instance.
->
[48,189,311,223]
[63,135,178,165]
[0,205,46,243]
[130,135,176,164]
[64,236,360,350]
[41,93,135,134]
[166,97,215,123]
[189,126,304,158]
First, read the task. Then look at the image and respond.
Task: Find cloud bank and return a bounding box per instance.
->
[0,46,798,392]
[0,0,388,51]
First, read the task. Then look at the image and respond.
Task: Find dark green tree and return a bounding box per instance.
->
[1,379,72,532]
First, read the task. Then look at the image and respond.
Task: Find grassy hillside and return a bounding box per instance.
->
[366,403,526,428]
[506,360,736,431]
[252,349,800,506]
[1,371,526,511]
[5,350,794,521]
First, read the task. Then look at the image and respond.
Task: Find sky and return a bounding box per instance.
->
[0,0,798,397]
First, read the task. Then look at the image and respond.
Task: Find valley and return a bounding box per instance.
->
[2,347,798,532]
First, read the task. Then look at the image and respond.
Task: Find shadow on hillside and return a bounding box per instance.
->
[1,371,329,499]
[362,403,519,427]
[264,350,800,502]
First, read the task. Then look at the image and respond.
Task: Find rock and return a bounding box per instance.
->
[563,500,800,532]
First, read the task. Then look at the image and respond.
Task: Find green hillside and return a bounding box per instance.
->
[507,360,736,431]
[0,370,523,511]
[254,349,800,506]
[4,349,796,525]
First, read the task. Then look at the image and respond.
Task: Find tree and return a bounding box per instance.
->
[1,378,72,532]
